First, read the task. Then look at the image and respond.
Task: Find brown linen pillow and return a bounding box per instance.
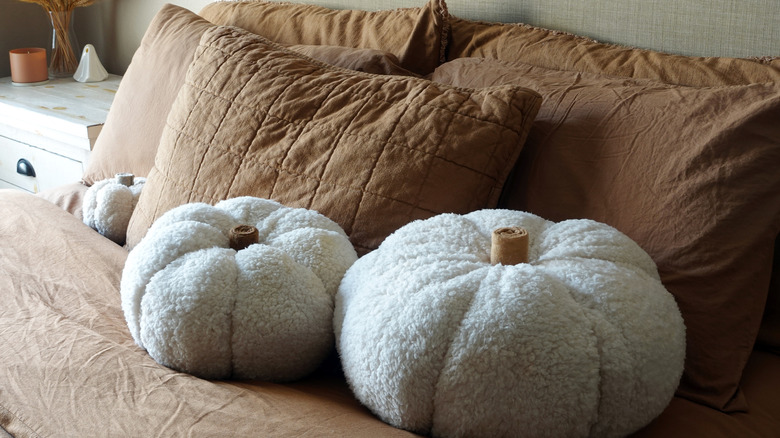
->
[37,182,89,219]
[199,0,448,76]
[446,16,780,87]
[82,5,425,186]
[288,45,415,76]
[125,26,542,254]
[757,240,780,353]
[82,4,212,186]
[430,57,780,412]
[448,11,780,394]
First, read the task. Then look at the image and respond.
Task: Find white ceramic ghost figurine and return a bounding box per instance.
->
[73,44,109,83]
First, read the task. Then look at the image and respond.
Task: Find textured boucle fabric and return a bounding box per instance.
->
[82,175,146,245]
[121,197,357,381]
[335,209,685,438]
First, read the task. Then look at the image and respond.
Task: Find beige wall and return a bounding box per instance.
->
[1,0,49,77]
[1,0,210,77]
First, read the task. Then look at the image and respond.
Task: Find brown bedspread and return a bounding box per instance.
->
[0,190,417,437]
[1,189,778,437]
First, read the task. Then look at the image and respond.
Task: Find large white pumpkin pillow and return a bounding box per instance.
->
[335,209,685,438]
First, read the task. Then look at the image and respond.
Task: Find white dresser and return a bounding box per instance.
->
[0,75,121,193]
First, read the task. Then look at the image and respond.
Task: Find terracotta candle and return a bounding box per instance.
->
[9,48,48,84]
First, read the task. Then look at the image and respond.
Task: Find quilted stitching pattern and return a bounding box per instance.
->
[127,26,542,253]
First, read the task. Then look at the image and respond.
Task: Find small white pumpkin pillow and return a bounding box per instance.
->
[83,173,145,245]
[335,209,685,438]
[121,196,357,381]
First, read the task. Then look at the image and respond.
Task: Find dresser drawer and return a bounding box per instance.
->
[0,135,83,193]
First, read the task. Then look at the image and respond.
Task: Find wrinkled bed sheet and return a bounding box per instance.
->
[0,190,418,437]
[1,190,778,437]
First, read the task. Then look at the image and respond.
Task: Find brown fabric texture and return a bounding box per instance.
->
[430,57,780,412]
[82,5,424,187]
[125,26,541,254]
[82,4,213,186]
[0,190,420,438]
[199,0,448,76]
[757,238,780,353]
[446,17,780,87]
[631,351,780,437]
[36,181,89,219]
[288,45,415,76]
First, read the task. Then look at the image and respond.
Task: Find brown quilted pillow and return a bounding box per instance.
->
[83,4,435,186]
[125,26,542,254]
[199,0,448,76]
[431,57,780,412]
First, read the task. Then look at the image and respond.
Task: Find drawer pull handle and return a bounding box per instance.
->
[16,159,36,177]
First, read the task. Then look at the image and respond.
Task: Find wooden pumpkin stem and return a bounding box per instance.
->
[491,227,529,265]
[229,225,259,251]
[115,173,134,187]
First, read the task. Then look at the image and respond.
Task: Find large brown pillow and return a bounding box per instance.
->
[199,0,448,76]
[446,15,780,358]
[125,27,542,254]
[82,4,435,186]
[430,57,780,412]
[446,16,780,87]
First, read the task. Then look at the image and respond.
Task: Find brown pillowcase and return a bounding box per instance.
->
[199,0,448,76]
[82,5,427,186]
[288,45,415,76]
[36,182,89,219]
[125,27,542,255]
[757,240,780,353]
[446,13,780,410]
[430,57,780,412]
[446,16,780,353]
[446,16,780,87]
[82,4,213,186]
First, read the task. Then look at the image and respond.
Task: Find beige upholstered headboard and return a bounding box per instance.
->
[286,0,779,59]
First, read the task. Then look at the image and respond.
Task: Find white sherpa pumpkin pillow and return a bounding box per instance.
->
[83,173,145,245]
[121,196,357,381]
[335,209,685,438]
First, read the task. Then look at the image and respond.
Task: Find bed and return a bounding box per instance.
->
[1,0,778,436]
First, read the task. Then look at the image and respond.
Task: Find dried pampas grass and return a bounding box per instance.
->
[16,0,96,11]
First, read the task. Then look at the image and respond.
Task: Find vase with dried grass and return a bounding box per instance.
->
[16,0,96,78]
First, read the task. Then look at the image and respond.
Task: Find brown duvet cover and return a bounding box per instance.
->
[1,190,779,437]
[0,191,417,437]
